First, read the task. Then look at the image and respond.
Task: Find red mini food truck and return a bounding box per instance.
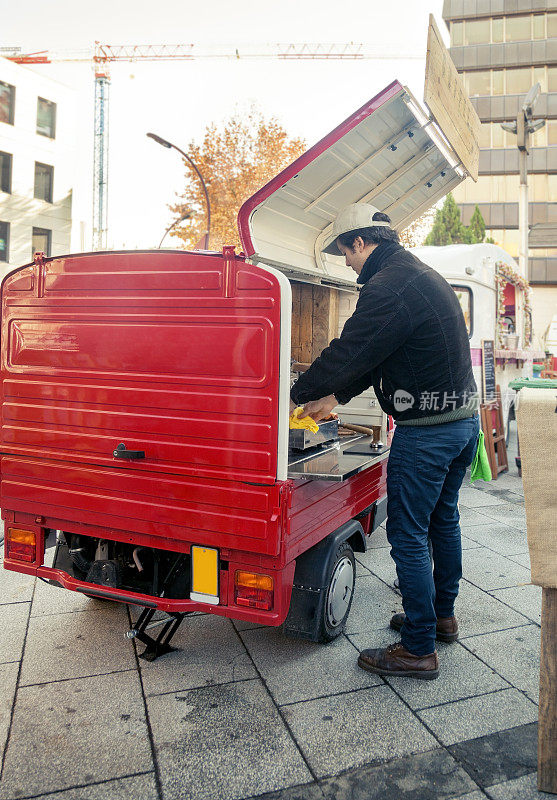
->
[1,81,466,658]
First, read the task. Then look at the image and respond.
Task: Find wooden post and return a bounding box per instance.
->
[479,384,508,480]
[290,283,302,364]
[538,587,557,794]
[290,283,339,364]
[298,285,314,364]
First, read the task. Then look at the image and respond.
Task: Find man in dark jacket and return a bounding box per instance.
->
[290,203,480,680]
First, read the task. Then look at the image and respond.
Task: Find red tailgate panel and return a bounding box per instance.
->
[0,455,283,556]
[1,249,282,486]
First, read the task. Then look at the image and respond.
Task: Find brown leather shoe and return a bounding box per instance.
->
[358,642,439,680]
[390,612,459,643]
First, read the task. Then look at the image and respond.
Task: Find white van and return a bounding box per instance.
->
[410,243,544,432]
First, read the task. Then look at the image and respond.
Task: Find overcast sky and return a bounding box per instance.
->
[3,0,445,249]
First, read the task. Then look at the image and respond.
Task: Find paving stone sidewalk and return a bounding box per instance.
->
[0,431,549,800]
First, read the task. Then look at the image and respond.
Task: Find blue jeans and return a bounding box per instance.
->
[385,414,480,656]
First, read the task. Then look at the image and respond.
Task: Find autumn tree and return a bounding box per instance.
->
[399,207,436,248]
[169,109,306,251]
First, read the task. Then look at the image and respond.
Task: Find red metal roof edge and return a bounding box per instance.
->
[236,79,405,258]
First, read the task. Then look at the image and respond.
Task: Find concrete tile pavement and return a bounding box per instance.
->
[487,772,556,799]
[0,665,18,776]
[490,583,541,624]
[0,452,545,800]
[20,774,160,800]
[20,603,135,686]
[146,680,311,800]
[0,671,154,799]
[506,552,531,569]
[239,626,382,706]
[415,689,538,746]
[459,523,529,557]
[462,625,541,702]
[280,684,438,778]
[452,579,531,638]
[139,615,257,697]
[319,749,479,799]
[461,548,531,591]
[0,602,31,665]
[0,562,34,607]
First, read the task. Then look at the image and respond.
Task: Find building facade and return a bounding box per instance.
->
[443,0,557,348]
[0,57,76,274]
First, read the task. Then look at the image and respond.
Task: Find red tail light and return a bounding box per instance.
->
[6,528,37,563]
[234,570,274,611]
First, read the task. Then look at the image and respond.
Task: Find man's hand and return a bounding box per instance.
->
[302,394,338,422]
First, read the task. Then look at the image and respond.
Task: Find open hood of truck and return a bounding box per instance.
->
[237,80,465,288]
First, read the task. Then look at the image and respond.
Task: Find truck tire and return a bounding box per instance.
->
[315,541,355,643]
[282,520,362,643]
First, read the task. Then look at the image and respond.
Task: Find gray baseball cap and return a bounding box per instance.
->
[322,203,391,256]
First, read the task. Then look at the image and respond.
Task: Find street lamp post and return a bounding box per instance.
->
[158,211,193,248]
[501,83,545,280]
[147,132,211,250]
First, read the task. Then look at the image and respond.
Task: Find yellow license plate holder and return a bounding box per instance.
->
[190,546,219,605]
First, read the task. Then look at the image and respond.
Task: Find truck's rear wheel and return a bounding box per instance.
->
[317,541,355,643]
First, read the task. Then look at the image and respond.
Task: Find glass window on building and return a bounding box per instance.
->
[533,14,545,39]
[506,68,532,94]
[505,14,532,42]
[548,175,557,202]
[492,17,504,42]
[496,174,519,202]
[548,12,557,37]
[505,231,520,258]
[531,174,548,202]
[0,151,12,193]
[479,123,492,149]
[488,229,519,258]
[465,18,490,45]
[547,120,557,146]
[531,123,547,147]
[32,227,51,257]
[34,162,53,203]
[466,71,491,97]
[492,70,504,95]
[0,81,15,125]
[492,123,506,148]
[36,97,56,138]
[548,67,557,93]
[451,21,463,46]
[533,66,547,93]
[0,221,9,262]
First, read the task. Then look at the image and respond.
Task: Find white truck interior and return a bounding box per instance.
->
[241,84,468,463]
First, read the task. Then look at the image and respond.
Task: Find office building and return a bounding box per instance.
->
[443,1,557,347]
[0,57,76,274]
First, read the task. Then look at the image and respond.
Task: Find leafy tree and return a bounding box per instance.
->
[466,204,486,243]
[424,193,466,245]
[424,195,488,246]
[169,108,306,251]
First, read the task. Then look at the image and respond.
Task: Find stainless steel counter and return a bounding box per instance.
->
[287,435,390,481]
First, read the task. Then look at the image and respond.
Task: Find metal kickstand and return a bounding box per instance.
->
[126,607,186,661]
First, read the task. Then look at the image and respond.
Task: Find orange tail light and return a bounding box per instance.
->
[6,528,37,563]
[234,570,274,611]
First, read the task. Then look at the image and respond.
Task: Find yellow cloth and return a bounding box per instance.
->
[289,407,319,433]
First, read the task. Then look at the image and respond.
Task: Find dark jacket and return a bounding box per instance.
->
[290,241,478,423]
